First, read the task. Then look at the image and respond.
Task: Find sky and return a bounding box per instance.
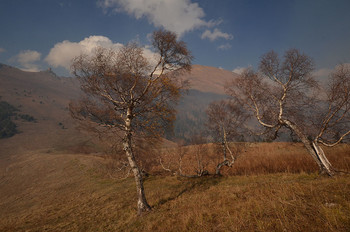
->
[0,0,350,77]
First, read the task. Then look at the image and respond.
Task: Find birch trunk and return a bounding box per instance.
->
[215,142,227,176]
[311,141,334,176]
[215,128,236,176]
[216,160,229,175]
[123,108,151,215]
[283,119,334,176]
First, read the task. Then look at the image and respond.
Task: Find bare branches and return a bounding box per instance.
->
[226,49,350,176]
[69,29,193,214]
[260,49,315,89]
[70,30,193,140]
[206,100,247,175]
[152,29,193,73]
[158,144,187,176]
[226,68,278,128]
[315,64,350,146]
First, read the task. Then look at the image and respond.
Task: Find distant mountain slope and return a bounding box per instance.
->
[169,89,227,142]
[181,64,239,94]
[0,64,90,155]
[0,64,238,151]
[171,65,238,142]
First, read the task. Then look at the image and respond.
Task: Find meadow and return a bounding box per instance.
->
[1,142,350,231]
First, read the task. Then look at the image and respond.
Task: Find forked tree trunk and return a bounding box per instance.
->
[215,142,227,175]
[216,129,236,175]
[283,120,334,176]
[123,110,151,215]
[216,160,230,175]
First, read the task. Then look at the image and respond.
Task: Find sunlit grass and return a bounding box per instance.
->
[1,143,350,231]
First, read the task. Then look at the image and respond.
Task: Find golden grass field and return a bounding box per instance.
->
[1,142,350,231]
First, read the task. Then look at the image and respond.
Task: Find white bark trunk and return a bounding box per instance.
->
[215,142,227,176]
[123,108,151,215]
[282,119,334,176]
[312,141,334,176]
[215,128,236,176]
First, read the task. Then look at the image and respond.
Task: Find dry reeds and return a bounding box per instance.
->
[154,142,350,176]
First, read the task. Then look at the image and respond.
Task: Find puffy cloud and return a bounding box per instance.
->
[201,28,233,41]
[313,64,350,86]
[142,45,160,67]
[232,66,248,75]
[313,68,332,79]
[314,64,350,79]
[217,43,232,50]
[98,0,212,36]
[45,35,160,71]
[45,36,123,70]
[17,50,41,64]
[14,50,41,72]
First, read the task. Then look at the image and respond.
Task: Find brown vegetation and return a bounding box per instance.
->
[154,142,350,176]
[1,144,350,231]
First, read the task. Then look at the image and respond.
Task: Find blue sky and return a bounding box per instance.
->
[0,0,350,77]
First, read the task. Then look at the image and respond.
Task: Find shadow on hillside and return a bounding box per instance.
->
[155,176,221,207]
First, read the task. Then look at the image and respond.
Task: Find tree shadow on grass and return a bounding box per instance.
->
[155,175,221,207]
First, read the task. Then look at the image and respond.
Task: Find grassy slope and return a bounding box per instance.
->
[154,142,350,176]
[1,149,350,232]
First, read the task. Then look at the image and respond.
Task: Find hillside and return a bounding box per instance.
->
[1,63,350,230]
[171,65,239,142]
[0,64,237,148]
[1,144,350,231]
[0,64,92,155]
[182,64,239,94]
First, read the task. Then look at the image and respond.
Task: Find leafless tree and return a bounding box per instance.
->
[69,29,192,214]
[226,49,350,176]
[206,100,247,175]
[159,143,187,176]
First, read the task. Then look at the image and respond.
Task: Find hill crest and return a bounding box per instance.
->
[181,64,238,94]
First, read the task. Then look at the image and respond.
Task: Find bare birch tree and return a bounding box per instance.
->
[69,29,192,214]
[159,143,187,176]
[206,100,247,175]
[226,49,350,176]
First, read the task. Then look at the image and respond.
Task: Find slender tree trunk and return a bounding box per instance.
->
[216,159,228,175]
[216,128,236,176]
[123,108,151,215]
[283,120,334,176]
[311,141,334,176]
[216,141,227,175]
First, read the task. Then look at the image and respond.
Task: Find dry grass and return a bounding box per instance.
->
[154,142,350,176]
[1,147,350,231]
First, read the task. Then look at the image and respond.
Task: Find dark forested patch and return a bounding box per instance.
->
[0,99,36,139]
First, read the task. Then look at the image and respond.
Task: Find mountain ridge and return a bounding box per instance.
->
[0,63,237,150]
[183,64,239,94]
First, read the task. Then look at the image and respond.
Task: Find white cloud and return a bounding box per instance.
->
[98,0,212,36]
[17,50,41,64]
[313,68,332,79]
[45,35,124,70]
[207,18,223,28]
[14,50,41,72]
[201,28,233,41]
[45,35,160,71]
[0,48,5,54]
[232,66,249,75]
[217,43,232,50]
[142,45,160,67]
[313,64,350,85]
